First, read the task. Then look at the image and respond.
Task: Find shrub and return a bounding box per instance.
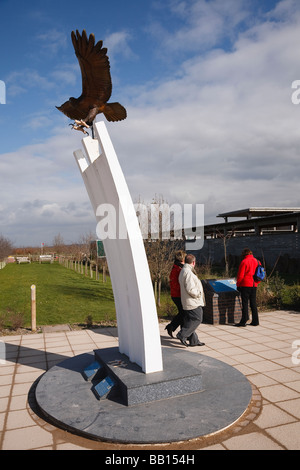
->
[256,273,286,310]
[281,285,300,311]
[257,274,300,311]
[268,272,285,309]
[0,313,6,330]
[256,283,273,310]
[162,301,178,319]
[85,314,93,327]
[8,310,25,330]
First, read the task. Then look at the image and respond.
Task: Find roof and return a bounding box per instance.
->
[217,207,300,220]
[202,209,300,238]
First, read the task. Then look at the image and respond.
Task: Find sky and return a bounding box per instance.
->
[0,0,300,247]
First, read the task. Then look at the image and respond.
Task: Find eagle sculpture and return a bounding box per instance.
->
[56,30,127,134]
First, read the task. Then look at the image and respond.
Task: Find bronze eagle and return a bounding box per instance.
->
[56,30,127,134]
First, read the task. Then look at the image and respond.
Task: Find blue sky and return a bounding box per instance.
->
[0,0,300,247]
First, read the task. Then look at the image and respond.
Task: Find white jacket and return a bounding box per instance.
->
[179,263,205,310]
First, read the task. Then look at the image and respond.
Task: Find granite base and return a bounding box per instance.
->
[35,347,252,444]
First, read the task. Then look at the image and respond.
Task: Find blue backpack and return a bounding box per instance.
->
[253,260,266,282]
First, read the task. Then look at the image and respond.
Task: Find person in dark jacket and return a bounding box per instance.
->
[165,250,186,337]
[236,248,261,327]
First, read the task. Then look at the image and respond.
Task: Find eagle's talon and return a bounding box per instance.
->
[74,119,89,128]
[70,122,89,135]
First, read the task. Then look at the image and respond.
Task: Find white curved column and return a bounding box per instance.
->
[74,121,163,373]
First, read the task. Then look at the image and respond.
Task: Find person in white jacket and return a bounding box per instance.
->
[177,254,205,347]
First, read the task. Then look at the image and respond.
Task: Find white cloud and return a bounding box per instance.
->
[36,29,68,55]
[109,2,300,219]
[22,113,53,130]
[1,0,300,246]
[0,128,96,245]
[6,69,54,97]
[104,30,137,62]
[149,0,252,57]
[51,63,78,87]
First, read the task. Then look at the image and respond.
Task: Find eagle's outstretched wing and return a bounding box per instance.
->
[71,29,112,103]
[57,30,126,124]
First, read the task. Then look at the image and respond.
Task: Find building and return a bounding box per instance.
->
[189,207,300,273]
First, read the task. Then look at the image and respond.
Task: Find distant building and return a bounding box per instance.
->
[187,207,300,273]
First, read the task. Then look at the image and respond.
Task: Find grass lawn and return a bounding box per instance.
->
[0,262,116,329]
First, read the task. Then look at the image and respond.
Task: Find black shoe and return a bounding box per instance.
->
[165,324,173,338]
[249,322,259,326]
[189,342,205,346]
[235,322,246,327]
[176,333,188,347]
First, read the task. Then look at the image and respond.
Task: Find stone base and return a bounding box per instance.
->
[35,347,252,444]
[202,280,242,325]
[93,347,203,406]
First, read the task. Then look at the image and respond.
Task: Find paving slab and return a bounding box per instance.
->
[42,325,71,333]
[266,422,300,450]
[222,432,284,450]
[0,310,299,450]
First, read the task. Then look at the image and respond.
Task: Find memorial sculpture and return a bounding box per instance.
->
[56,30,127,134]
[36,30,253,443]
[56,30,162,373]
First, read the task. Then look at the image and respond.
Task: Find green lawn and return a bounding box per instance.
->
[0,262,116,328]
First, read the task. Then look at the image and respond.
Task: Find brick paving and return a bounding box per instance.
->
[0,310,300,450]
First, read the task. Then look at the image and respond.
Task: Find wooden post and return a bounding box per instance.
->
[31,284,36,332]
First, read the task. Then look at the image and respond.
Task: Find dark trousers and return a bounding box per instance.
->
[169,297,185,331]
[239,287,259,325]
[178,306,203,345]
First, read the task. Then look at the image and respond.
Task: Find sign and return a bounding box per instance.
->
[83,360,102,380]
[208,279,237,293]
[96,240,105,257]
[94,376,115,399]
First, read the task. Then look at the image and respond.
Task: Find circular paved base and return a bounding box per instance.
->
[35,348,252,444]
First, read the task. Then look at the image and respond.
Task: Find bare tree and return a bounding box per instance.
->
[77,231,95,261]
[216,228,236,276]
[137,195,184,306]
[52,233,65,255]
[0,234,14,261]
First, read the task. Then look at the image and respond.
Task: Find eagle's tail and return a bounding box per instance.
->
[103,103,127,122]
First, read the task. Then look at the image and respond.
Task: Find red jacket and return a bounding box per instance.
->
[237,254,260,288]
[169,262,183,297]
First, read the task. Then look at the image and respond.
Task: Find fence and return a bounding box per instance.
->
[58,256,108,282]
[0,262,6,270]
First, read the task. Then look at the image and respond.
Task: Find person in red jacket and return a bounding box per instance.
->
[165,250,186,337]
[236,248,260,326]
